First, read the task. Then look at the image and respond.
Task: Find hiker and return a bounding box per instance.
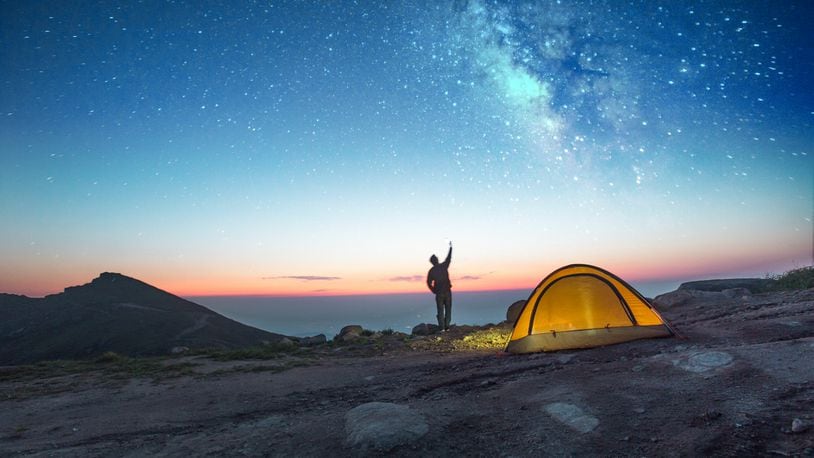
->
[427,241,453,332]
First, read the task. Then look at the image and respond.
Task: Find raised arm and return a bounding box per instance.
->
[442,243,452,267]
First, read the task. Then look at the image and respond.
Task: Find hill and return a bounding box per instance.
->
[0,273,287,364]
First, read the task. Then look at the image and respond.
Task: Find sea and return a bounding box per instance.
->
[189,280,680,338]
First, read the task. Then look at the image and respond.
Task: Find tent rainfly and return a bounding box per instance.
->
[506,264,675,354]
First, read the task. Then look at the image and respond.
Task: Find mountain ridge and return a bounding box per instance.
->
[0,273,287,364]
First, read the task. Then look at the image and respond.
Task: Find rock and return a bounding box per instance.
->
[506,300,526,323]
[336,325,364,342]
[544,402,599,433]
[677,278,772,293]
[345,402,428,451]
[722,287,751,299]
[557,354,574,364]
[170,346,189,354]
[278,337,296,347]
[299,334,327,346]
[339,325,363,336]
[652,289,727,309]
[673,351,733,373]
[411,323,440,336]
[792,418,808,433]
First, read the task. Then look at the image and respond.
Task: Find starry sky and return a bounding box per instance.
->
[1,0,812,297]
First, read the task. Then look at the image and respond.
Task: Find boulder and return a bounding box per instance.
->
[506,300,526,323]
[299,334,327,346]
[340,325,364,335]
[411,323,440,336]
[345,402,428,451]
[277,337,296,347]
[652,289,733,309]
[336,325,364,342]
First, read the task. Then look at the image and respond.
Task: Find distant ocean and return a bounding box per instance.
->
[190,280,679,338]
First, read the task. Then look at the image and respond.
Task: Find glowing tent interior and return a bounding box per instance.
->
[506,264,675,354]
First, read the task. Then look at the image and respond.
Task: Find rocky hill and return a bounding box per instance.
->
[0,273,287,364]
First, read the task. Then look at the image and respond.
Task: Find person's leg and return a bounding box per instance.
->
[435,294,445,328]
[444,293,452,330]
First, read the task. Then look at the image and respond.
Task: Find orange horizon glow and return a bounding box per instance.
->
[4,251,809,299]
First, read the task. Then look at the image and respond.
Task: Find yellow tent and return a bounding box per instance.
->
[506,264,674,353]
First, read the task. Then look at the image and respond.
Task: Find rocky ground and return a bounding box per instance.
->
[1,287,813,456]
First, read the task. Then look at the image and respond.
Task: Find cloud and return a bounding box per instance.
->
[387,273,490,283]
[262,275,342,281]
[388,275,424,282]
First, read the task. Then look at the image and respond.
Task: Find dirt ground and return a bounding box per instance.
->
[1,288,813,456]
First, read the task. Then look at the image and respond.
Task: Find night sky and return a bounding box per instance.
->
[1,1,812,296]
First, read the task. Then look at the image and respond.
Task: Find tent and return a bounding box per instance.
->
[506,264,675,353]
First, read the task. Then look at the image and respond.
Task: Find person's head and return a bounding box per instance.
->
[429,254,439,266]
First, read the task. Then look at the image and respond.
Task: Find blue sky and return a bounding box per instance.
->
[1,0,811,296]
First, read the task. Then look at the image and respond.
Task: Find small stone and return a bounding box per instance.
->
[170,346,189,354]
[633,408,645,414]
[792,418,808,433]
[557,354,574,364]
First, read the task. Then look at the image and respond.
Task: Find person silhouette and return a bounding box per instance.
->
[426,241,453,332]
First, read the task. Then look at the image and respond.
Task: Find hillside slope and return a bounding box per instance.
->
[0,273,286,364]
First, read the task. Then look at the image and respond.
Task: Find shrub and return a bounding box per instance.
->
[95,351,126,363]
[767,266,814,291]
